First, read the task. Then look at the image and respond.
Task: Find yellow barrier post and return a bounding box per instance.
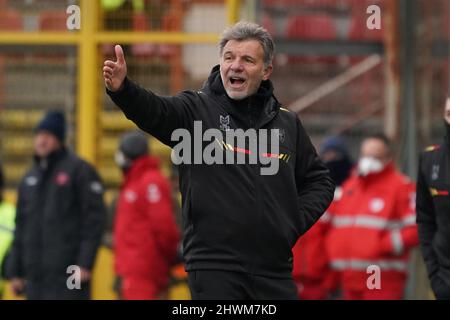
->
[226,0,241,25]
[78,0,99,165]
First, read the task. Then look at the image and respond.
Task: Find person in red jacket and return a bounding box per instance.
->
[292,136,353,299]
[324,133,418,300]
[113,131,180,300]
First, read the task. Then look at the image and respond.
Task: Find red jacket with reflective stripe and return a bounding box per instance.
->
[292,189,341,294]
[114,156,180,289]
[325,163,418,291]
[292,215,330,281]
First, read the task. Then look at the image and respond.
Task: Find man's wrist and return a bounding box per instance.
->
[106,77,127,95]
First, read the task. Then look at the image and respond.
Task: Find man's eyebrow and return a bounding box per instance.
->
[222,51,256,60]
[242,54,256,61]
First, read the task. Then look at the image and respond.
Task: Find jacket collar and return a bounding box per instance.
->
[33,147,67,171]
[124,155,160,184]
[201,65,280,128]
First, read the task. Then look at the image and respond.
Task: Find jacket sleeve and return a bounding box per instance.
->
[139,178,180,265]
[107,77,195,147]
[415,154,439,278]
[295,118,335,236]
[75,162,107,270]
[380,180,419,256]
[5,182,25,279]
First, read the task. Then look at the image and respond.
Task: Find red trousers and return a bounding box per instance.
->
[121,275,163,300]
[295,279,328,300]
[343,288,403,300]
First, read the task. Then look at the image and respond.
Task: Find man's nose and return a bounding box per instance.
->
[230,59,244,72]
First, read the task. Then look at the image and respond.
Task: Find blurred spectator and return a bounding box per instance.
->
[416,97,450,300]
[6,110,106,300]
[325,133,418,299]
[113,131,180,300]
[292,136,353,299]
[0,163,16,298]
[319,136,354,187]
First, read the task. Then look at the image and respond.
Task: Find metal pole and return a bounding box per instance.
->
[399,0,417,178]
[77,0,99,164]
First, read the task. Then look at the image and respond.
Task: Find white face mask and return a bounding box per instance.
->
[115,150,131,169]
[358,156,384,176]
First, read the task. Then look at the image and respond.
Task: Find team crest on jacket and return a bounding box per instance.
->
[431,165,440,181]
[147,184,161,203]
[125,190,137,203]
[274,128,286,143]
[25,176,38,186]
[369,198,385,213]
[55,172,70,186]
[90,181,103,194]
[219,115,230,131]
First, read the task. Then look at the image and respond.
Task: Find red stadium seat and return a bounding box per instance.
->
[347,4,384,110]
[158,10,180,58]
[37,11,72,60]
[263,0,337,7]
[131,12,157,58]
[261,13,276,36]
[286,14,337,40]
[0,10,23,31]
[38,11,68,31]
[285,14,338,65]
[348,8,383,42]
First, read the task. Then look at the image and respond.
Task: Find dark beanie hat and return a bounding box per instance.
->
[35,110,66,142]
[119,130,149,160]
[320,136,349,158]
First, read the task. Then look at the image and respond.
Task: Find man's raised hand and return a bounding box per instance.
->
[103,45,127,92]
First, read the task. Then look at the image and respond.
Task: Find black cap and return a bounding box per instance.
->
[35,110,66,142]
[119,130,149,160]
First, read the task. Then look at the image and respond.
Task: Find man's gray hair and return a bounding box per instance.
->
[219,21,275,67]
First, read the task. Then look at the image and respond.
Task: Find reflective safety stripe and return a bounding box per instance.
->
[402,214,416,226]
[391,229,404,255]
[330,259,408,271]
[330,214,416,230]
[319,211,331,223]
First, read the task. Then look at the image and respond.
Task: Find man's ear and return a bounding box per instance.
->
[262,64,273,81]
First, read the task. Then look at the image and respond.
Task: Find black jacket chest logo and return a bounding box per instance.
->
[273,127,286,143]
[219,115,231,132]
[54,171,70,186]
[431,165,440,181]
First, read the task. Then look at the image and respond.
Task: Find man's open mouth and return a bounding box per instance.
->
[229,76,246,86]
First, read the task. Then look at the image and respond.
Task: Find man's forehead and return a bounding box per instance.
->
[361,139,386,153]
[223,39,263,55]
